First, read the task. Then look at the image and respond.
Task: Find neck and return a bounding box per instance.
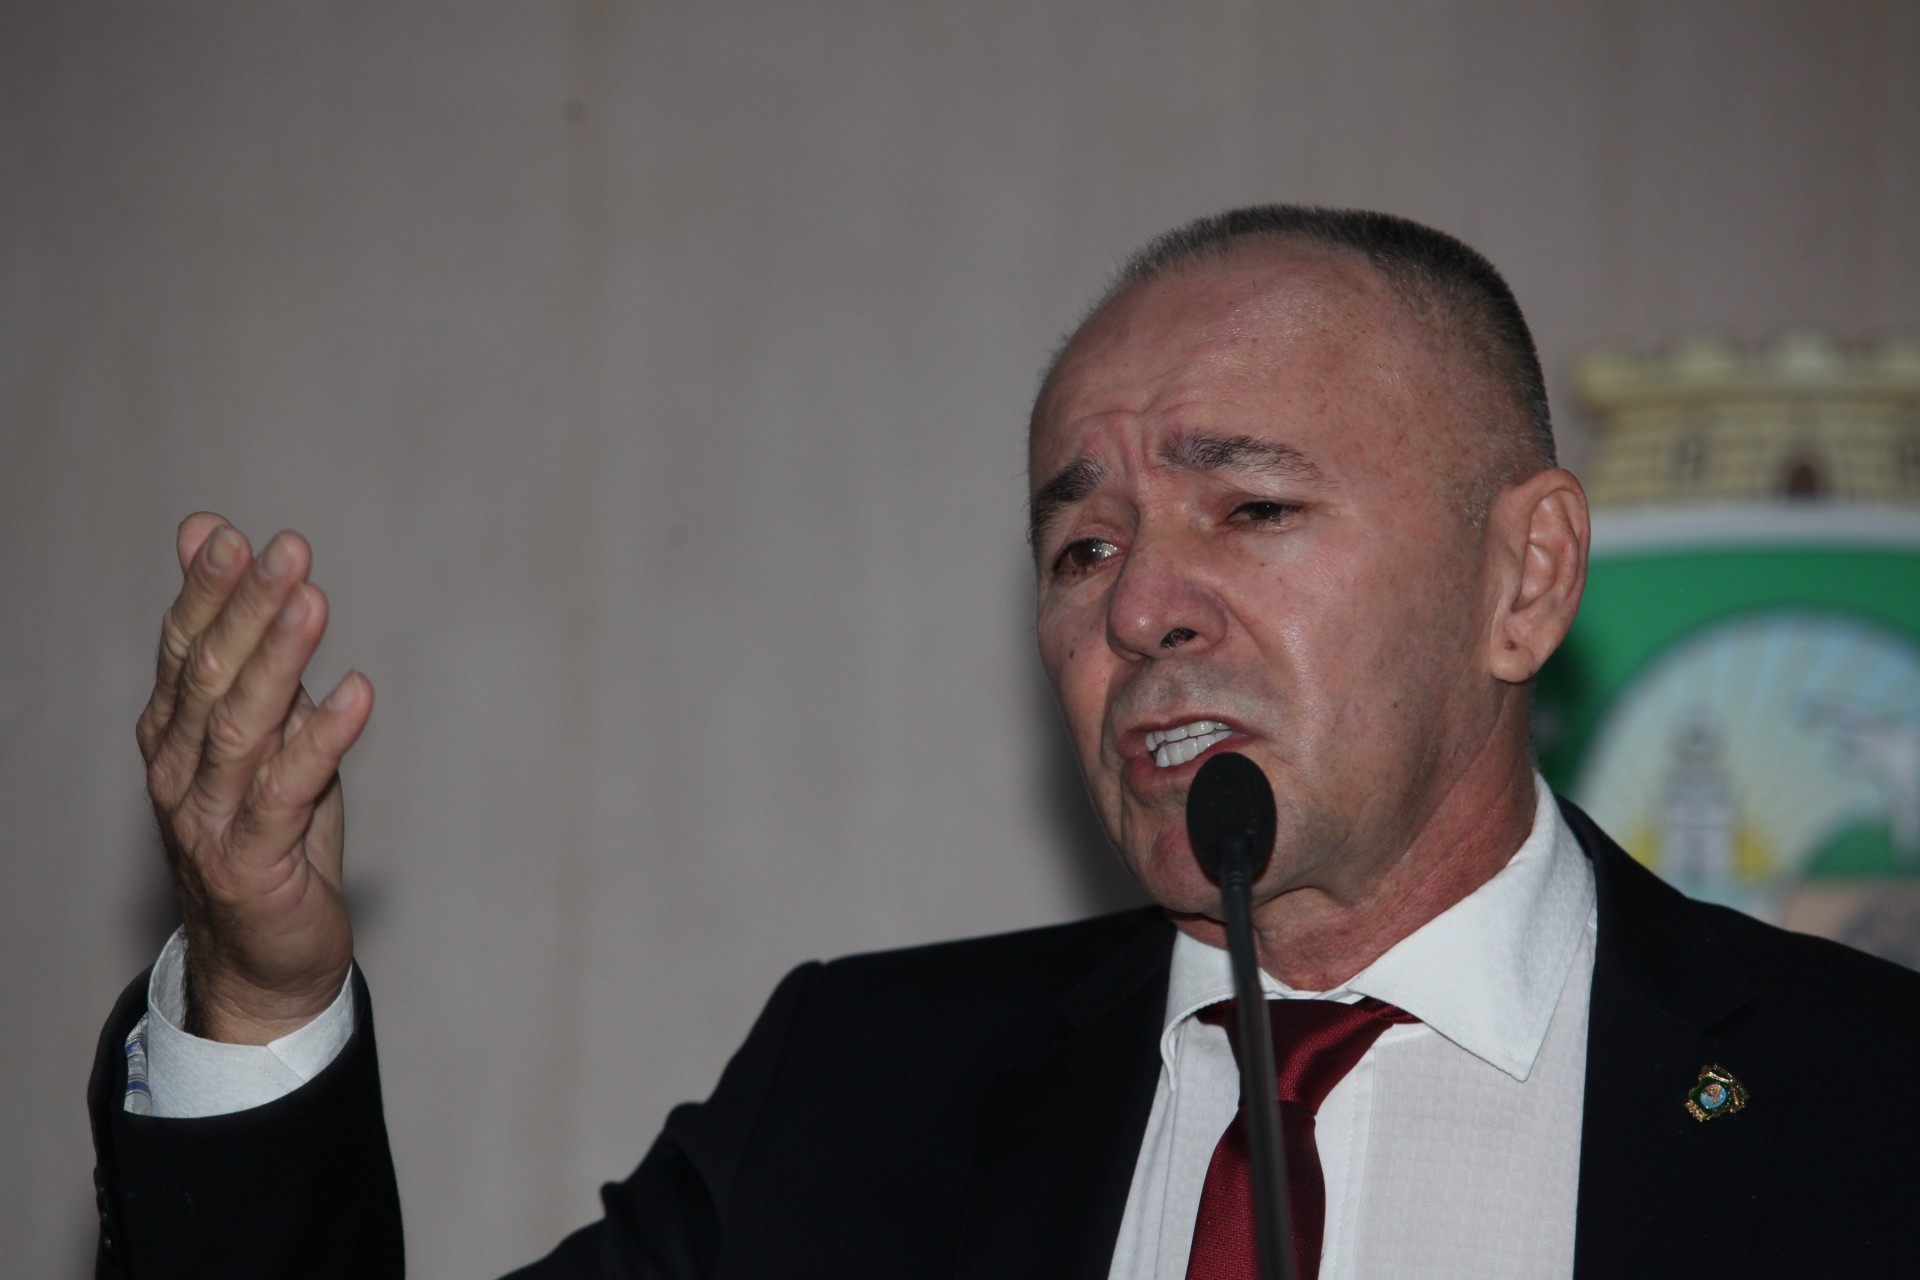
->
[1180,727,1540,991]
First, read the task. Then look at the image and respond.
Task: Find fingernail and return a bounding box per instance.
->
[260,535,295,581]
[324,672,358,710]
[275,591,309,629]
[206,528,241,570]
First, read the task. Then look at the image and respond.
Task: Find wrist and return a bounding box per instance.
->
[182,935,353,1045]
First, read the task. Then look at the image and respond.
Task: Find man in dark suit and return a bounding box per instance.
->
[91,207,1920,1277]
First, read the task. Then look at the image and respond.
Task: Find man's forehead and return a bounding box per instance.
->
[1031,249,1407,462]
[1034,249,1403,436]
[1054,244,1394,379]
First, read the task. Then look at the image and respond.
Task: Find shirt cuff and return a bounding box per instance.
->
[126,926,356,1118]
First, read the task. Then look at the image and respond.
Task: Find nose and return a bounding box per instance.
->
[1104,528,1227,661]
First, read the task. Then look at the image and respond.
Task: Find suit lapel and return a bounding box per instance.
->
[953,910,1173,1280]
[1566,801,1790,1279]
[948,806,1795,1279]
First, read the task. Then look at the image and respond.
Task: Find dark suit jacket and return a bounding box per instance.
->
[90,803,1920,1277]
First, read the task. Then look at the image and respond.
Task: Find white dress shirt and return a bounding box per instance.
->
[133,777,1594,1277]
[1107,774,1597,1280]
[124,929,356,1118]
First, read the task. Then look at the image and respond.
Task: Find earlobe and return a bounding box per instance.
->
[1488,468,1589,684]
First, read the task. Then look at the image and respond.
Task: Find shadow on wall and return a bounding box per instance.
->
[1025,656,1152,919]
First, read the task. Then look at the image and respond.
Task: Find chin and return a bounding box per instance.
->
[1123,827,1228,917]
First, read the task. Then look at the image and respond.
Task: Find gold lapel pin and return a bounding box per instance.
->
[1685,1064,1748,1122]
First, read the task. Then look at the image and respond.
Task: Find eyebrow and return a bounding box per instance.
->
[1157,431,1325,482]
[1027,456,1107,551]
[1027,432,1327,554]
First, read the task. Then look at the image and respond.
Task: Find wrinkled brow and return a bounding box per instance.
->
[1027,456,1107,552]
[1026,434,1325,554]
[1159,432,1324,481]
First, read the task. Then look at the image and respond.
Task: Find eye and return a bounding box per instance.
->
[1229,500,1300,526]
[1052,537,1119,575]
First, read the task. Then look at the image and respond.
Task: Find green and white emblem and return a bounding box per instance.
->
[1538,339,1920,967]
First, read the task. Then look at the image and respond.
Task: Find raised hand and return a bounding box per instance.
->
[135,513,372,1044]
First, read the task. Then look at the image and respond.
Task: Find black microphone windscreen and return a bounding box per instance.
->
[1184,751,1278,880]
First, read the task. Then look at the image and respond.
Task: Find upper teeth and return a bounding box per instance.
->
[1145,719,1231,768]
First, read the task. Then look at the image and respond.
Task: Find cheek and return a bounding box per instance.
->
[1253,548,1451,718]
[1315,546,1484,734]
[1038,610,1108,742]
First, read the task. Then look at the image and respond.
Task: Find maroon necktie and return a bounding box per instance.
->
[1185,997,1418,1280]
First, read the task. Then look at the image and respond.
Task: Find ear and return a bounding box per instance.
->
[1485,468,1589,684]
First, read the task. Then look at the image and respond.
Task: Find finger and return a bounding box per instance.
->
[157,523,249,691]
[283,685,319,746]
[157,531,312,787]
[175,511,232,576]
[139,523,253,761]
[241,670,373,855]
[192,582,330,810]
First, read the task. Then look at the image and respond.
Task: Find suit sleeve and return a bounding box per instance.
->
[501,961,822,1278]
[88,960,823,1280]
[89,965,405,1278]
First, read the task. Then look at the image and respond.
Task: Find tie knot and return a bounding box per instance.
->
[1200,997,1417,1112]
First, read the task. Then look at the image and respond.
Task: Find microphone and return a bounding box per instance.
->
[1185,751,1294,1280]
[1186,751,1277,884]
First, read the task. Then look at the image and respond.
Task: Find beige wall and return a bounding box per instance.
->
[4,2,1915,1273]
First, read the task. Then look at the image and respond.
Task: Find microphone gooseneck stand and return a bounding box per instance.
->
[1186,751,1294,1280]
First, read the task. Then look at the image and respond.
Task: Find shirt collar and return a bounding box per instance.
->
[1161,774,1595,1083]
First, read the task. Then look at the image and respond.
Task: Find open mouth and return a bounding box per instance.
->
[1143,719,1233,768]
